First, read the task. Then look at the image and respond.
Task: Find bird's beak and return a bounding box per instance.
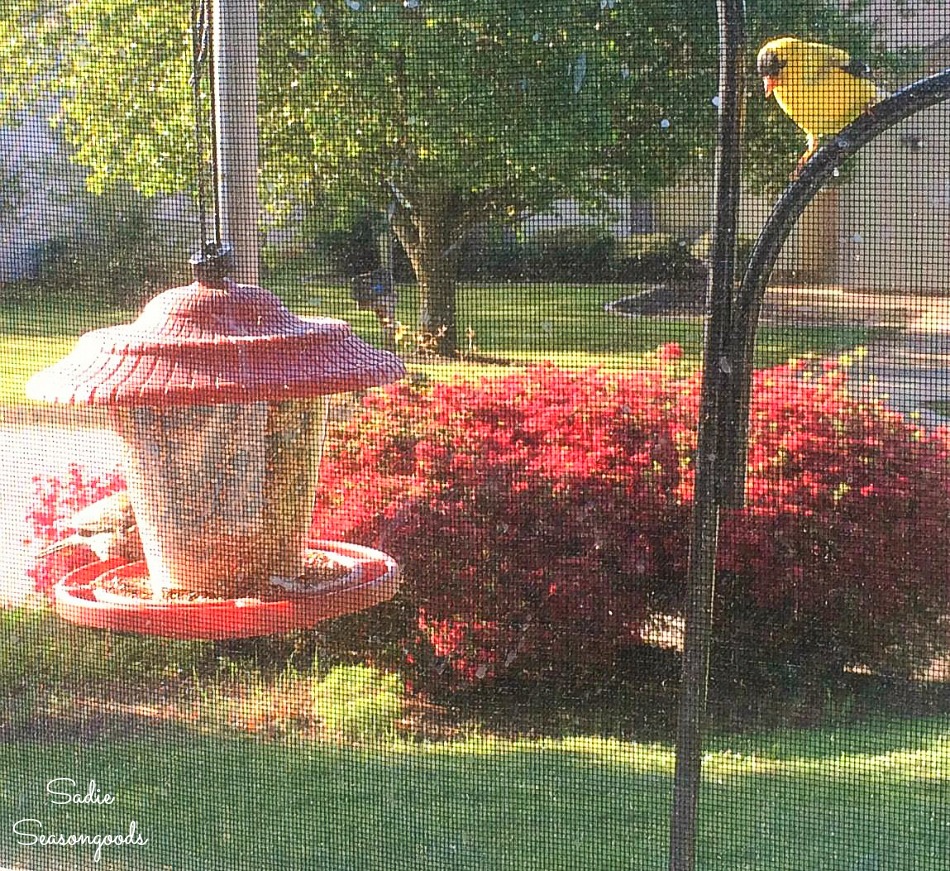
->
[762,75,777,98]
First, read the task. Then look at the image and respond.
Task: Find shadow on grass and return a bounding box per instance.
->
[0,705,947,871]
[0,610,948,869]
[0,730,672,871]
[0,298,135,338]
[406,646,950,763]
[4,602,949,757]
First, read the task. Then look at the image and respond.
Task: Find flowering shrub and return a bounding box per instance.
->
[313,351,950,686]
[716,357,950,677]
[313,356,694,685]
[27,463,126,594]
[27,349,950,689]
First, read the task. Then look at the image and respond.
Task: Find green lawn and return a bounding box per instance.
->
[0,282,872,408]
[286,280,874,369]
[0,297,137,410]
[0,719,946,870]
[0,609,945,870]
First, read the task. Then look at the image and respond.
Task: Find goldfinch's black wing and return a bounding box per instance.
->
[839,56,873,80]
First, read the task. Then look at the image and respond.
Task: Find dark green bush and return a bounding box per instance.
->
[518,226,616,282]
[4,189,178,306]
[612,234,706,284]
[688,232,758,280]
[310,213,414,281]
[456,225,523,281]
[455,227,711,285]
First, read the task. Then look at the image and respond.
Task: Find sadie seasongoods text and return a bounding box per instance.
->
[12,777,149,864]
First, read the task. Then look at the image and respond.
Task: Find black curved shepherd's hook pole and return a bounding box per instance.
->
[718,65,950,507]
[669,2,744,870]
[669,24,950,869]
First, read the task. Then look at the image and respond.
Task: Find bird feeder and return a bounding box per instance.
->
[27,270,406,639]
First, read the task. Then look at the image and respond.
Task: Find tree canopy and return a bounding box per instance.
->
[1,0,879,352]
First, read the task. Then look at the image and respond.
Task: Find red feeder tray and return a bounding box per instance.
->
[53,541,400,640]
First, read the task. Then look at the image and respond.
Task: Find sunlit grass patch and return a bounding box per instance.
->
[0,282,875,406]
[0,717,947,869]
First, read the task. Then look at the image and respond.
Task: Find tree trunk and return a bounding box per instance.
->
[393,199,462,358]
[413,251,458,358]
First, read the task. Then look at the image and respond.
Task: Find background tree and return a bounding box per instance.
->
[1,0,880,355]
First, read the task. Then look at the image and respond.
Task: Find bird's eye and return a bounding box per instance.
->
[757,50,785,79]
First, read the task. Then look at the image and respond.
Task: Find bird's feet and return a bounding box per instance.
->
[863,91,887,121]
[790,137,819,180]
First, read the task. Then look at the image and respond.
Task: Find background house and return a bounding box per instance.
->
[0,106,87,283]
[0,102,196,294]
[528,2,949,294]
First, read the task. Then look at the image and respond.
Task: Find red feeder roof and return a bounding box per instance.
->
[26,282,406,406]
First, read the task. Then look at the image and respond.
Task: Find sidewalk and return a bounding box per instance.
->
[848,300,950,429]
[761,285,950,428]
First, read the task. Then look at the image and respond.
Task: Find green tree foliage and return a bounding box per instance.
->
[0,0,878,354]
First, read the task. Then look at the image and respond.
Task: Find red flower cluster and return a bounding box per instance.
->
[27,463,126,594]
[312,352,695,683]
[311,351,950,685]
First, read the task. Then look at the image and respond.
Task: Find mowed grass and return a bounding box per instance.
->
[0,298,137,409]
[0,719,947,870]
[0,610,946,870]
[0,282,872,406]
[286,280,874,371]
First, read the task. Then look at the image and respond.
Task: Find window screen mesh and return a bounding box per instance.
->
[0,1,948,869]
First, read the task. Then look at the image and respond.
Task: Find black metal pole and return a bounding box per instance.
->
[668,3,745,870]
[718,66,950,508]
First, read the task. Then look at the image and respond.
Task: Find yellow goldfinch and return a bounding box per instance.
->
[757,37,886,177]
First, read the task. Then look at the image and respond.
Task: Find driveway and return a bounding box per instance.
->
[764,286,950,426]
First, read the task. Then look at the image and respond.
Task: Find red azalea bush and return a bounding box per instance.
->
[312,353,693,685]
[716,357,950,677]
[26,348,950,689]
[313,351,950,687]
